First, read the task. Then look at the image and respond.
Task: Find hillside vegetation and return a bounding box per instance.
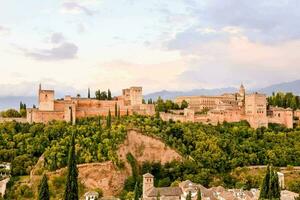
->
[0,115,300,199]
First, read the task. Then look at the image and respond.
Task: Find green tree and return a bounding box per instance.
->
[106,110,111,128]
[156,191,160,200]
[118,106,121,120]
[95,90,101,100]
[38,174,50,200]
[64,133,78,200]
[186,191,192,200]
[259,166,280,200]
[108,89,112,100]
[115,103,118,117]
[259,165,270,199]
[88,88,91,99]
[197,188,202,200]
[134,182,139,200]
[181,100,189,109]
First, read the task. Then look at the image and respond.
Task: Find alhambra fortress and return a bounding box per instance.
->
[27,84,300,129]
[27,85,155,124]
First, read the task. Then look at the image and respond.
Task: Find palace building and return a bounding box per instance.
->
[27,84,155,124]
[161,84,294,129]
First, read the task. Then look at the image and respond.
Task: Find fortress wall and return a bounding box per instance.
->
[54,101,66,111]
[76,99,125,108]
[29,110,64,123]
[39,90,54,111]
[133,104,155,115]
[159,112,188,122]
[268,109,293,128]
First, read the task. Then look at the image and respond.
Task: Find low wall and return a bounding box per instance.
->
[0,117,27,123]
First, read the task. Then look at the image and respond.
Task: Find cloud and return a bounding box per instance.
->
[50,32,65,44]
[61,2,95,16]
[0,25,10,36]
[174,36,300,88]
[161,0,300,88]
[17,32,78,61]
[77,23,85,34]
[21,42,78,61]
[183,0,300,44]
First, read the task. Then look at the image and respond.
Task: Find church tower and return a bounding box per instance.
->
[143,173,154,198]
[239,83,245,98]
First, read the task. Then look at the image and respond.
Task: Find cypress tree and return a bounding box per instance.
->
[88,88,91,99]
[106,109,111,128]
[38,174,50,200]
[259,165,270,199]
[134,182,139,200]
[197,188,202,200]
[108,89,112,100]
[155,111,160,119]
[186,191,192,200]
[114,103,118,117]
[272,170,281,199]
[156,191,160,200]
[118,106,121,119]
[64,133,78,200]
[126,109,129,116]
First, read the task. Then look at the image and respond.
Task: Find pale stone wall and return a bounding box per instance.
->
[129,87,142,105]
[268,107,293,128]
[27,109,65,123]
[245,93,268,128]
[39,90,55,111]
[28,86,154,123]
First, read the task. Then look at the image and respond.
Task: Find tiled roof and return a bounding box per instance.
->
[143,173,154,178]
[147,187,183,197]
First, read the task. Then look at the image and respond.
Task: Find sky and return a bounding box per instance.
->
[0,0,300,97]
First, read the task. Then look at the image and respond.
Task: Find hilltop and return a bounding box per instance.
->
[2,115,300,199]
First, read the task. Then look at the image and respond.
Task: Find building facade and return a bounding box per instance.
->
[161,85,294,129]
[142,173,259,200]
[27,85,155,124]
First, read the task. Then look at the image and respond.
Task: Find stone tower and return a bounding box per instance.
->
[143,173,154,198]
[239,83,245,98]
[245,93,268,128]
[38,84,55,111]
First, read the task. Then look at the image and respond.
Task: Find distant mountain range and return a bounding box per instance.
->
[144,79,300,100]
[1,80,300,110]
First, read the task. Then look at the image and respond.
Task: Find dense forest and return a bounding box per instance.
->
[0,115,300,198]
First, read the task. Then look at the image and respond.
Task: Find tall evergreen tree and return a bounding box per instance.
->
[64,133,78,200]
[271,170,281,199]
[38,174,50,200]
[108,89,112,100]
[88,88,91,99]
[156,191,160,200]
[95,90,101,100]
[117,106,121,120]
[186,191,192,200]
[260,165,270,199]
[106,109,111,128]
[134,182,139,200]
[197,188,202,200]
[115,103,118,117]
[126,109,129,116]
[259,165,281,200]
